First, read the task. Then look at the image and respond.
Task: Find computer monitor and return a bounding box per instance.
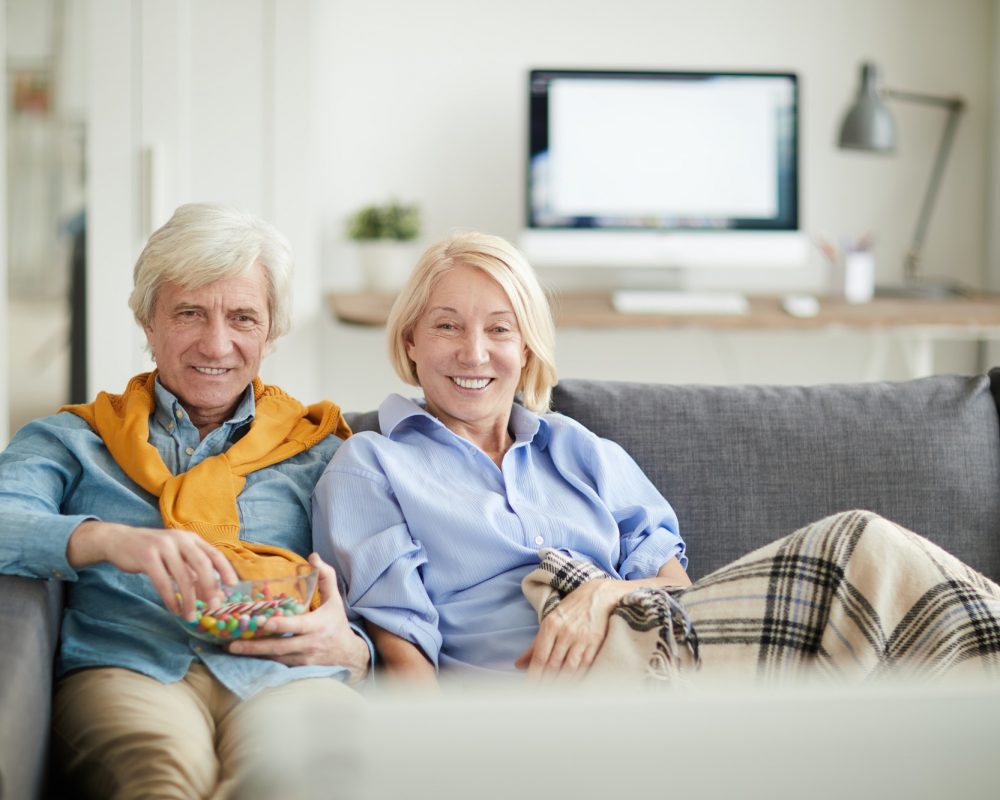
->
[520,68,807,271]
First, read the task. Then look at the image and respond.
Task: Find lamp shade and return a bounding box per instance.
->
[837,62,896,152]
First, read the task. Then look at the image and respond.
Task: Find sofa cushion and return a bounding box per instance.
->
[345,409,380,435]
[0,576,63,800]
[552,375,1000,583]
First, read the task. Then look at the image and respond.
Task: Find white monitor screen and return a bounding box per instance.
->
[528,70,799,232]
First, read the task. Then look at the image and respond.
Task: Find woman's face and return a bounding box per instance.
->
[144,262,271,429]
[406,264,528,439]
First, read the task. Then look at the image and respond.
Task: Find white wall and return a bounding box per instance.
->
[82,0,997,413]
[315,0,992,291]
[306,0,995,408]
[86,0,323,400]
[0,0,9,445]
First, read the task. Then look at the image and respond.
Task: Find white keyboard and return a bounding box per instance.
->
[612,290,750,315]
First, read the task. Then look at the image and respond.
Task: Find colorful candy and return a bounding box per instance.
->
[175,588,309,644]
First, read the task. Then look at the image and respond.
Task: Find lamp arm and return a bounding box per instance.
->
[884,88,965,112]
[885,92,966,282]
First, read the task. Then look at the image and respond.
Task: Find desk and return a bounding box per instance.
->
[326,291,1000,379]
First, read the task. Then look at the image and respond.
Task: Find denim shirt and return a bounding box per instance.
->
[0,379,367,698]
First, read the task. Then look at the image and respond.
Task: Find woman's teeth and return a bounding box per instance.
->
[452,377,490,389]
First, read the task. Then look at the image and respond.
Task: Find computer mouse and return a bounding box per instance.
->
[781,294,820,318]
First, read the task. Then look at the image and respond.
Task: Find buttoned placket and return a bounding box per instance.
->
[498,438,547,548]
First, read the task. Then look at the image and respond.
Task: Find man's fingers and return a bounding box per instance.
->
[144,561,183,616]
[309,553,343,608]
[206,544,239,586]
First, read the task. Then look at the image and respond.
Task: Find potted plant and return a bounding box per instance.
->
[346,199,421,292]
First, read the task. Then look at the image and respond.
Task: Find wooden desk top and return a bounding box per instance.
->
[327,290,1000,332]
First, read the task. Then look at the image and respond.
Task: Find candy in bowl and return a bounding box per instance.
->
[173,567,318,644]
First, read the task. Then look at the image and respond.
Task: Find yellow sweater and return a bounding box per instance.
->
[63,371,351,597]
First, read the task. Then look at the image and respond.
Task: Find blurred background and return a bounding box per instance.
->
[3,0,999,444]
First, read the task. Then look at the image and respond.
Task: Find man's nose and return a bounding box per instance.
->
[198,317,233,358]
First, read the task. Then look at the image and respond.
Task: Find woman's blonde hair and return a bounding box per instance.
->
[386,231,558,411]
[129,203,294,342]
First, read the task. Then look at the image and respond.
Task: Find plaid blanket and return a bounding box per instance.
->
[522,510,1000,684]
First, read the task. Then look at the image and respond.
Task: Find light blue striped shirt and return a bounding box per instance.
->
[312,394,685,674]
[0,377,370,698]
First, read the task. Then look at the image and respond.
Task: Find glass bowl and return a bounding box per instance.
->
[172,567,318,645]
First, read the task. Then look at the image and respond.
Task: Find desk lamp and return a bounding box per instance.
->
[837,61,966,297]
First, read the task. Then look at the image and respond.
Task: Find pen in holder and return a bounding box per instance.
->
[843,250,875,304]
[816,235,875,304]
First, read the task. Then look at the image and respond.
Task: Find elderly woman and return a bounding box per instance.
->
[0,203,370,798]
[313,231,1000,685]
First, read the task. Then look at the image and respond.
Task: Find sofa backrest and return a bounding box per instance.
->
[551,373,1000,583]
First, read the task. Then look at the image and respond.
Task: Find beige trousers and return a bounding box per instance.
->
[52,662,361,800]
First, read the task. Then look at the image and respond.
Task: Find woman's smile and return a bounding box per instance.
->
[451,376,492,390]
[405,264,527,455]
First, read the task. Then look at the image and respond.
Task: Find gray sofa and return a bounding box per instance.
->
[4,370,1000,799]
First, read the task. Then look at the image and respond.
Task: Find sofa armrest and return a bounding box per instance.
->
[0,575,63,800]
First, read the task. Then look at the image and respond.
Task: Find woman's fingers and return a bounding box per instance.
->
[520,585,615,678]
[514,642,534,671]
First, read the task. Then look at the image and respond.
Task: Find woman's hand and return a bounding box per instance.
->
[515,556,692,679]
[514,578,625,679]
[226,553,371,684]
[67,519,238,620]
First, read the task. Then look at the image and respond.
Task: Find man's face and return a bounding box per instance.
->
[144,263,271,430]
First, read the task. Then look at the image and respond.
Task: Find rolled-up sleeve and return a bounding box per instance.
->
[312,445,444,667]
[588,436,686,580]
[0,422,93,580]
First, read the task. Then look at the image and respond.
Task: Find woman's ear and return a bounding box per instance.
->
[404,329,416,360]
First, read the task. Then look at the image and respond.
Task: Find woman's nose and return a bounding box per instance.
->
[456,331,488,365]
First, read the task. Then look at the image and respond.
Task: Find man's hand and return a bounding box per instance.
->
[67,520,239,619]
[227,553,371,684]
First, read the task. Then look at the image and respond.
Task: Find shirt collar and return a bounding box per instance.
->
[378,393,550,448]
[509,401,550,448]
[152,377,256,433]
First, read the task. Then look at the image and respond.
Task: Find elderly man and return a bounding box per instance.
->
[0,203,369,799]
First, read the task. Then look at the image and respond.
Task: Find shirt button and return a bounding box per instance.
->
[534,535,544,545]
[52,570,64,578]
[167,421,175,431]
[185,447,195,456]
[175,409,184,419]
[193,645,203,653]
